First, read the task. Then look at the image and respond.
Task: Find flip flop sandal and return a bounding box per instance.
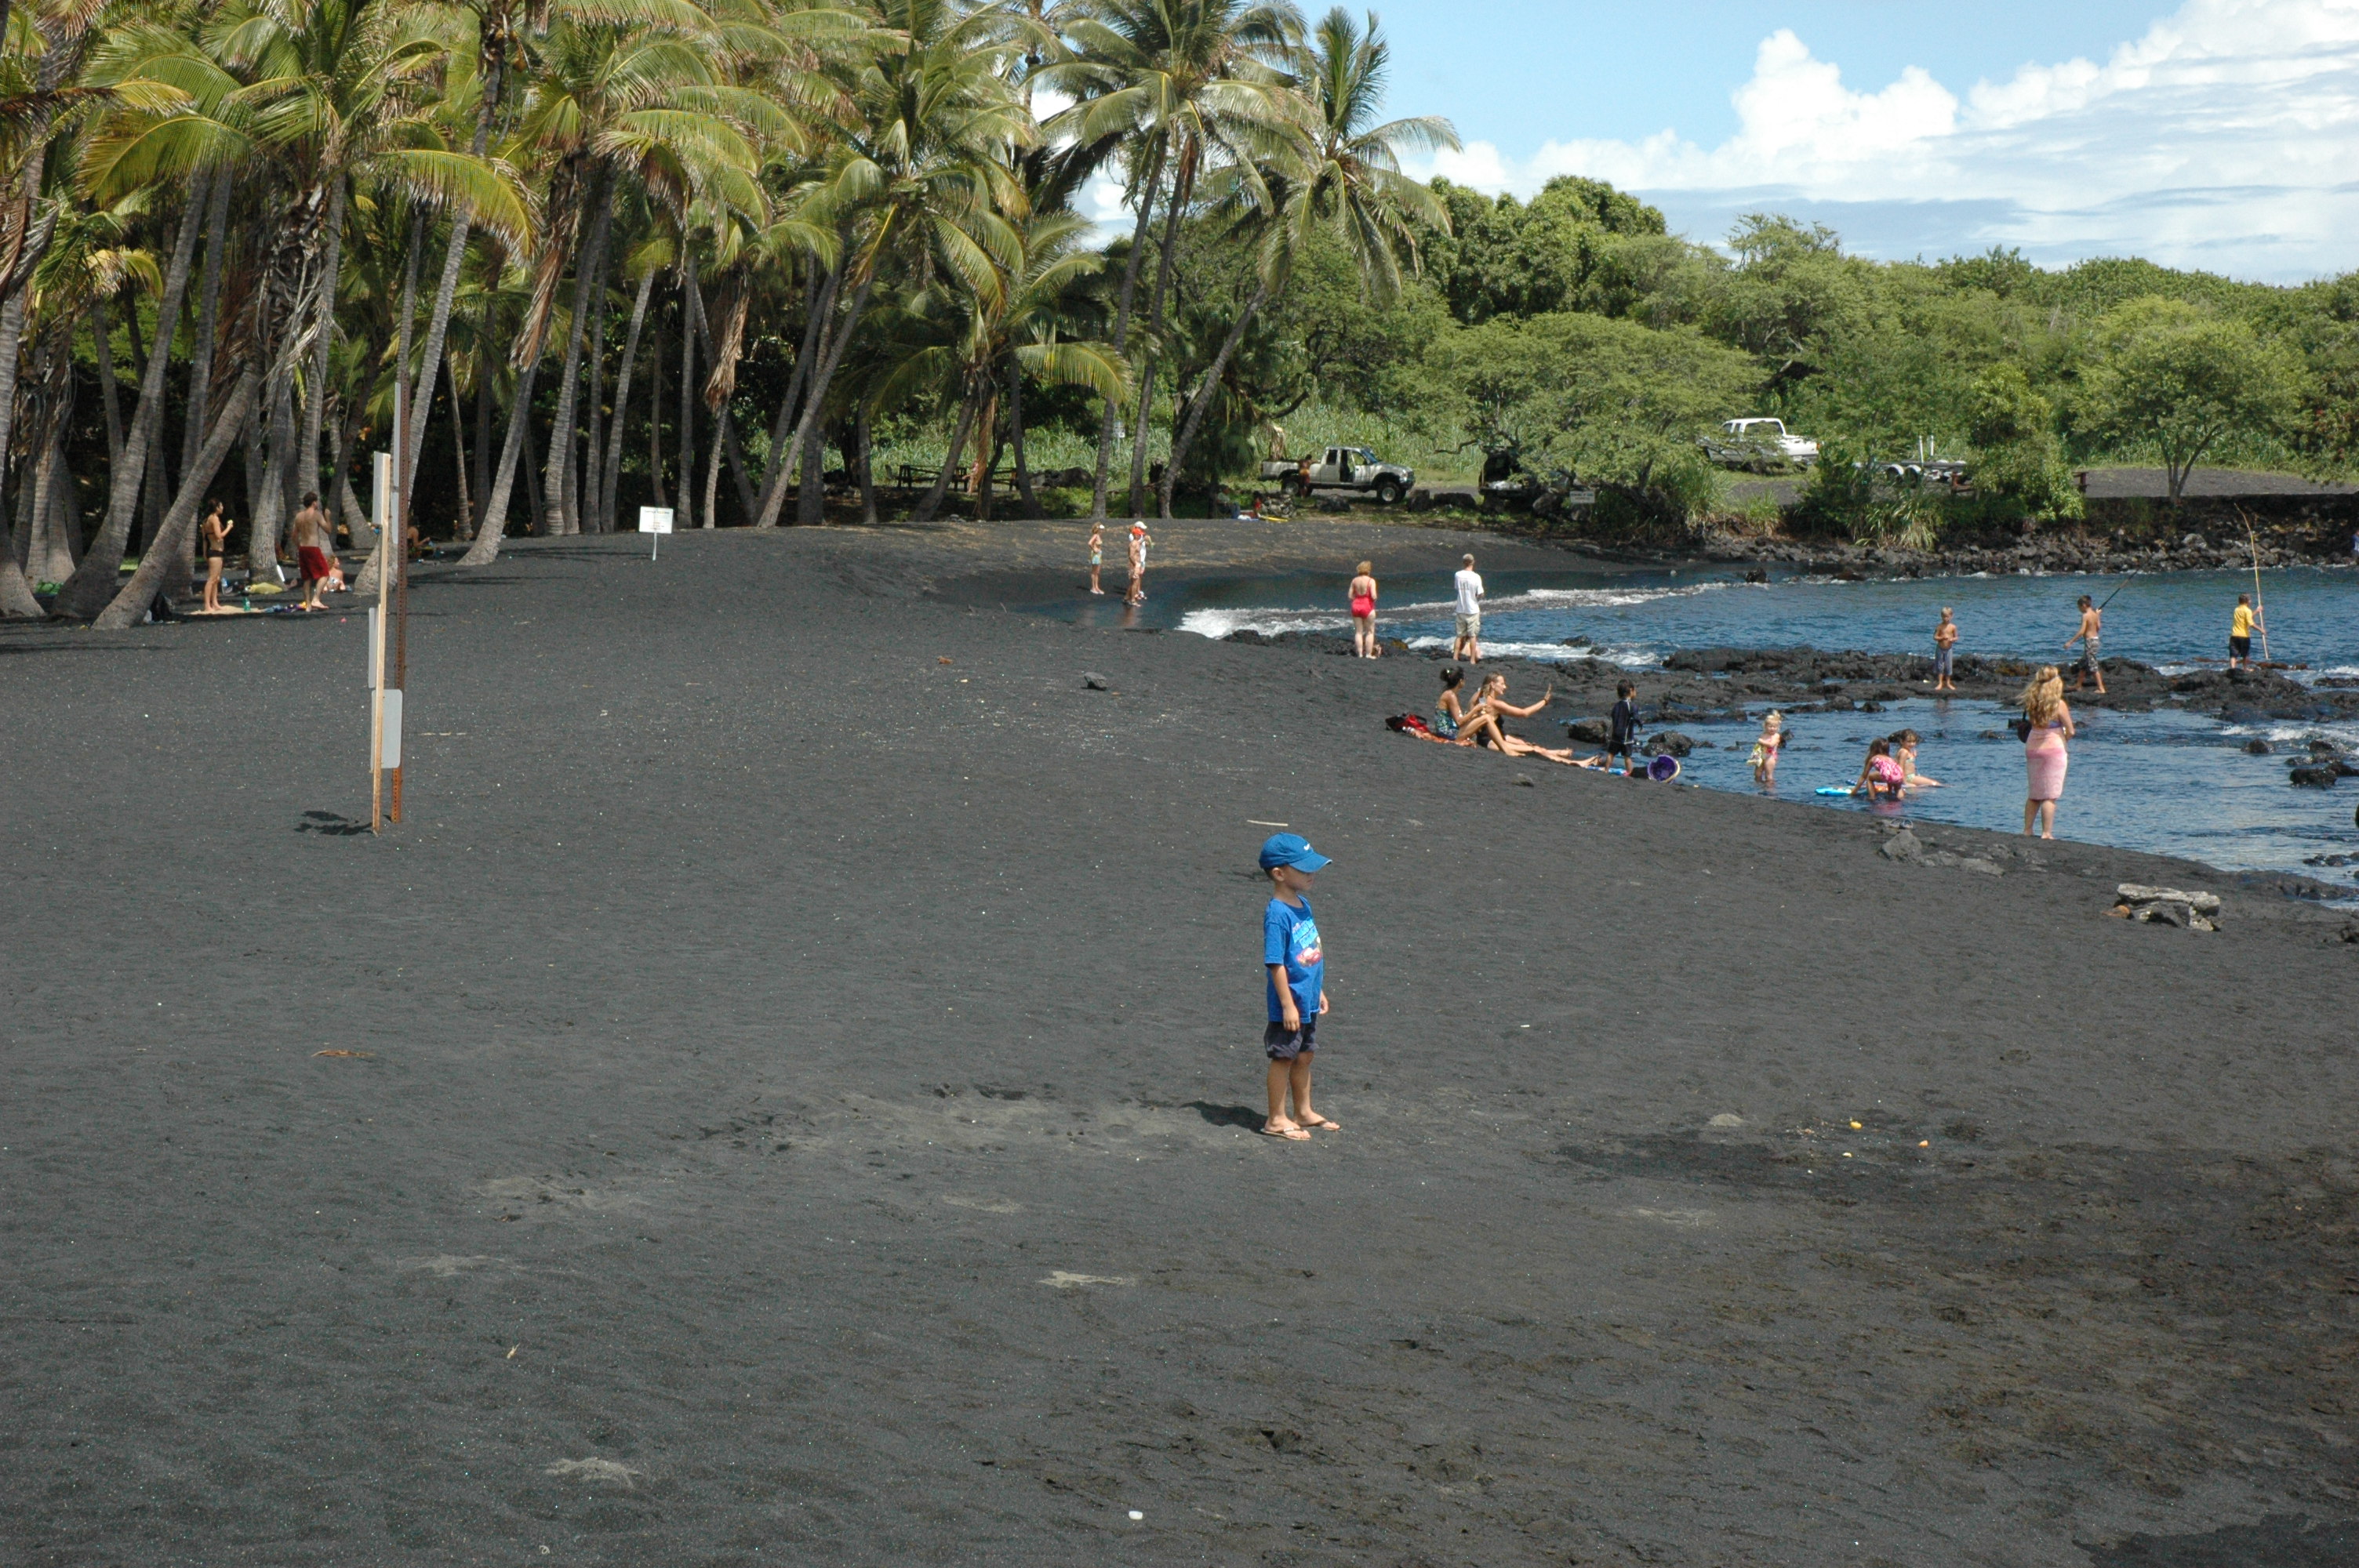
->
[1296,1116,1340,1131]
[1258,1123,1311,1141]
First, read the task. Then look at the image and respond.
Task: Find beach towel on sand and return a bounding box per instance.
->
[1387,713,1432,735]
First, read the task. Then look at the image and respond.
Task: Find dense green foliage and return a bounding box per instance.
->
[1136,169,2359,535]
[5,0,2357,608]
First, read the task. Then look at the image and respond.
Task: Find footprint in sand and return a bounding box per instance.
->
[394,1254,507,1277]
[1619,1207,1716,1229]
[545,1457,643,1486]
[1041,1271,1135,1289]
[941,1194,1023,1214]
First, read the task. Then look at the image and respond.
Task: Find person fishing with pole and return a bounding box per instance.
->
[2066,593,2107,695]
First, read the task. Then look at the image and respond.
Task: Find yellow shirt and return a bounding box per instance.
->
[2232,604,2254,637]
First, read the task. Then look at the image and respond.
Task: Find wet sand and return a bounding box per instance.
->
[3,518,2356,1566]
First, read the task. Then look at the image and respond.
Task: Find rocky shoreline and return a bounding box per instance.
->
[1690,525,2358,580]
[1225,626,2359,727]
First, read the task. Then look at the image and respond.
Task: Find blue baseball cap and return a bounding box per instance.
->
[1258,833,1331,873]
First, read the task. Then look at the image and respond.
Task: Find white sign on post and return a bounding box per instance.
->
[380,689,403,769]
[638,506,674,560]
[369,452,392,550]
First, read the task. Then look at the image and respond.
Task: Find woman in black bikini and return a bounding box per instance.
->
[200,500,229,613]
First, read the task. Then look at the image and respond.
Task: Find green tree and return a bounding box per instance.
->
[2080,296,2301,503]
[1426,310,1757,526]
[1159,4,1451,513]
[1965,362,2080,521]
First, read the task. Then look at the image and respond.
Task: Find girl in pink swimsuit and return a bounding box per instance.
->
[2017,665,2074,839]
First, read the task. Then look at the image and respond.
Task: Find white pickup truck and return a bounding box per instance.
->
[1703,418,1819,470]
[1259,446,1417,506]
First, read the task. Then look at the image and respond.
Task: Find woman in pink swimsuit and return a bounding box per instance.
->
[2018,665,2074,839]
[1347,561,1379,658]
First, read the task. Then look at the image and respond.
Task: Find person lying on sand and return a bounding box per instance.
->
[1458,674,1598,767]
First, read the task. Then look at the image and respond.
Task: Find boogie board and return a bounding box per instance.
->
[1816,785,1857,796]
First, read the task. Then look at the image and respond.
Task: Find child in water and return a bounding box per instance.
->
[1888,728,1942,788]
[1749,711,1786,786]
[1854,737,1906,801]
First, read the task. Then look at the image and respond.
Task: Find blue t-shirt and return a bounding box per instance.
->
[1263,895,1323,1022]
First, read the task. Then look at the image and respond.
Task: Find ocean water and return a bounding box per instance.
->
[1043,561,2359,884]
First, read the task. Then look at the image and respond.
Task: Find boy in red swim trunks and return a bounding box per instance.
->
[291,492,333,611]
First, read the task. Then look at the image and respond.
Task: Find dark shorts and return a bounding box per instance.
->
[2230,636,2251,659]
[1264,1015,1318,1061]
[299,546,333,583]
[1934,645,1954,677]
[1606,742,1633,758]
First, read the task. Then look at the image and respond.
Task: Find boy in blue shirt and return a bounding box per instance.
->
[1258,833,1335,1141]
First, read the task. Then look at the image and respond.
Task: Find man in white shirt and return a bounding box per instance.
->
[1452,554,1485,662]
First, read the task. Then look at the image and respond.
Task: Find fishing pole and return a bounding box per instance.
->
[2245,515,2271,662]
[2096,579,2132,611]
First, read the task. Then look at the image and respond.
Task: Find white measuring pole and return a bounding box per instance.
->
[370,393,401,831]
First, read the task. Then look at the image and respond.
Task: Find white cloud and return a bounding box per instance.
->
[1413,0,2359,280]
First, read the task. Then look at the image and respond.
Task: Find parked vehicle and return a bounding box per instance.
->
[1701,417,1819,470]
[1481,468,1594,517]
[1258,445,1417,506]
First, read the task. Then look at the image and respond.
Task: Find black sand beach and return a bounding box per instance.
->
[5,519,2357,1566]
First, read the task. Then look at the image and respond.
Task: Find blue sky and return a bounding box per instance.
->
[1364,0,2359,281]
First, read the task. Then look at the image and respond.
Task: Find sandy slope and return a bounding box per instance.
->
[2,522,2354,1567]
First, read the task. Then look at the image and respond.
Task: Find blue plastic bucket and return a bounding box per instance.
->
[1647,754,1681,782]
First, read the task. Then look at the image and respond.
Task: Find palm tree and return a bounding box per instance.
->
[1046,0,1301,518]
[1159,5,1449,514]
[875,204,1123,521]
[756,0,1033,529]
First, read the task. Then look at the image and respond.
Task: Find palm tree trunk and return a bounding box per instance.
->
[583,241,608,530]
[29,419,75,582]
[540,172,610,537]
[1132,154,1194,520]
[675,261,696,528]
[855,402,878,524]
[331,372,369,545]
[471,347,493,532]
[751,253,838,528]
[913,386,980,523]
[90,299,124,470]
[792,277,874,526]
[0,33,78,546]
[1092,135,1165,522]
[246,371,295,576]
[179,176,232,487]
[599,267,654,534]
[0,290,36,612]
[299,178,347,511]
[445,353,470,532]
[125,307,169,554]
[686,272,758,523]
[647,309,667,509]
[1009,354,1043,519]
[354,212,429,592]
[94,367,260,628]
[460,351,542,564]
[1160,277,1272,518]
[55,180,205,619]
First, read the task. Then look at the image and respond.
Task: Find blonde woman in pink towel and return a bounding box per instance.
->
[2018,665,2074,839]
